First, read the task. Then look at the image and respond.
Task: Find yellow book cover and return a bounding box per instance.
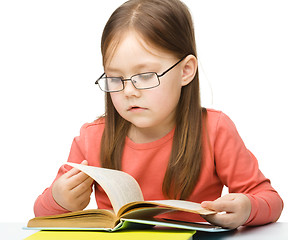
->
[24,229,196,240]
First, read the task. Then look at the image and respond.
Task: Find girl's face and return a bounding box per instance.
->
[105,31,196,142]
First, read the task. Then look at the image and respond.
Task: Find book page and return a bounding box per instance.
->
[67,163,144,214]
[117,200,215,217]
[121,218,230,232]
[27,209,117,229]
[147,200,215,215]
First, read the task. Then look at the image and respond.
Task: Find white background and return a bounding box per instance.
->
[0,0,287,223]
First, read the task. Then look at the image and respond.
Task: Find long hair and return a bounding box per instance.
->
[100,0,206,199]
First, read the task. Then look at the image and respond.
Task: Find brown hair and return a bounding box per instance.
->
[100,0,206,199]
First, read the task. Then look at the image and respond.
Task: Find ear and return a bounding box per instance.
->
[181,55,198,86]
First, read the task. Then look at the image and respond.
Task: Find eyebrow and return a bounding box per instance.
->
[105,62,162,74]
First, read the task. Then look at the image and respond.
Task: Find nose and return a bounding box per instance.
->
[123,80,141,97]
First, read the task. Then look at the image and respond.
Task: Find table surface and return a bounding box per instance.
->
[1,222,288,240]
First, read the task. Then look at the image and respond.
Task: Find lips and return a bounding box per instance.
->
[130,106,140,110]
[128,106,146,111]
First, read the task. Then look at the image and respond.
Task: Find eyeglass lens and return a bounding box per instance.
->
[99,72,159,92]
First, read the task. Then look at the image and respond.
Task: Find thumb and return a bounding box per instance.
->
[81,160,89,165]
[201,201,213,209]
[201,201,227,213]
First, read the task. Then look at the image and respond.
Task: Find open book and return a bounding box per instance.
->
[26,163,229,232]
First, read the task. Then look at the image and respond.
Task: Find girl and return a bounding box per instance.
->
[34,0,283,229]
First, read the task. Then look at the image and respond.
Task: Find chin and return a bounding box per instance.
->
[129,119,155,129]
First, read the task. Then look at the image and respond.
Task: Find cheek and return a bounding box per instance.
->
[155,77,182,105]
[110,94,123,112]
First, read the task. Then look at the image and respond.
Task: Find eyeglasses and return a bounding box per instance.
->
[95,56,186,93]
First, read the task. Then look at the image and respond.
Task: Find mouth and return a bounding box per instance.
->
[128,106,146,111]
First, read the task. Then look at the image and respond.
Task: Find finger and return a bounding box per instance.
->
[62,171,91,191]
[64,160,88,178]
[67,189,92,212]
[64,165,82,178]
[74,186,93,209]
[70,170,93,186]
[78,190,92,210]
[64,160,92,189]
[76,185,93,201]
[72,176,94,197]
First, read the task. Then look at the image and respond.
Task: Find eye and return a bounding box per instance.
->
[108,77,122,83]
[136,72,156,81]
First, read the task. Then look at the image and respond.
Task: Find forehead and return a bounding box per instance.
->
[103,30,175,69]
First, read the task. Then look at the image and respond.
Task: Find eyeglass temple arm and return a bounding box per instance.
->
[157,56,187,77]
[95,73,105,84]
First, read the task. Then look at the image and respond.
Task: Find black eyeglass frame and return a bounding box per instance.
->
[95,56,187,93]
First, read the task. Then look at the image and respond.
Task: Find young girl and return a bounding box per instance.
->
[34,0,283,229]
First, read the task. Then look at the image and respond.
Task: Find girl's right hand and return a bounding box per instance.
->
[52,160,94,212]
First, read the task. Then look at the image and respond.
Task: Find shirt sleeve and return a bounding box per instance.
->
[214,112,283,226]
[33,123,88,217]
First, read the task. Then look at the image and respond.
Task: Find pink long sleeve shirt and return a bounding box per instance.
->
[34,109,283,226]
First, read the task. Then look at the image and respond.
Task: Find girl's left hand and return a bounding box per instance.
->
[200,193,251,229]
